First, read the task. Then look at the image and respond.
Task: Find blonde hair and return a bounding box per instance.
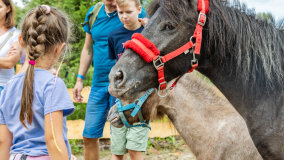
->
[2,0,15,28]
[20,6,70,128]
[116,0,141,8]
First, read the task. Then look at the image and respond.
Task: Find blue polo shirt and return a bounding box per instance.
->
[83,4,148,86]
[108,26,144,60]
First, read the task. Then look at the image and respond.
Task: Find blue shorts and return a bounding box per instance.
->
[83,85,116,138]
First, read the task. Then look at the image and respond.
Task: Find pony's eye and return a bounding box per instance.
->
[165,24,175,30]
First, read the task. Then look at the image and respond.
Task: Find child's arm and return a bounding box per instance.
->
[45,111,69,160]
[0,124,12,160]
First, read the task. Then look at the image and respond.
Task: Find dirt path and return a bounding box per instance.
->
[67,120,179,139]
[72,137,196,160]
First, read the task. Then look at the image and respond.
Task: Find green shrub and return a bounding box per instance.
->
[59,62,94,88]
[69,139,84,155]
[67,103,87,120]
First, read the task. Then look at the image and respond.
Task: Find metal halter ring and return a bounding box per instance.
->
[191,52,198,65]
[198,12,207,26]
[190,36,196,44]
[153,56,164,70]
[157,83,168,98]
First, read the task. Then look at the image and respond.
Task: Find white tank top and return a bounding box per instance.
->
[0,27,20,86]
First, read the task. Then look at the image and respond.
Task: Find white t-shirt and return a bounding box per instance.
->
[0,27,20,86]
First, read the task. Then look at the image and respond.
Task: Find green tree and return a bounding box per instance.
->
[256,12,275,24]
[14,0,153,87]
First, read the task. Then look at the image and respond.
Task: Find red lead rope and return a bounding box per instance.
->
[125,0,209,93]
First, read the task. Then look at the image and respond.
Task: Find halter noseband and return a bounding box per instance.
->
[125,0,209,96]
[116,88,154,130]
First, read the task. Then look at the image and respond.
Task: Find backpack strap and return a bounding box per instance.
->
[81,2,103,55]
[81,2,103,28]
[88,2,104,29]
[0,29,15,51]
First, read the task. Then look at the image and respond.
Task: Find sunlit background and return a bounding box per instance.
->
[13,0,284,21]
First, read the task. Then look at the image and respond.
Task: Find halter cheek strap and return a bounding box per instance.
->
[124,0,210,96]
[116,88,154,130]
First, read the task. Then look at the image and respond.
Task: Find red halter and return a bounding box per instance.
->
[125,0,209,92]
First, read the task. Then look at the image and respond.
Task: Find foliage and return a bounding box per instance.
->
[141,0,153,9]
[69,139,84,155]
[257,12,275,24]
[14,0,153,88]
[59,62,93,88]
[67,103,86,120]
[14,0,99,87]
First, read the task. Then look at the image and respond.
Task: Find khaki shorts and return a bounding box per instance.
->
[110,124,150,155]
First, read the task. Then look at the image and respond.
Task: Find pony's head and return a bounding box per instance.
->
[109,0,284,100]
[109,0,203,100]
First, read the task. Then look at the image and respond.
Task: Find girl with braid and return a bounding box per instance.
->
[0,5,74,160]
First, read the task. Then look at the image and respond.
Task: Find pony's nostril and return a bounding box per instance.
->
[115,71,123,80]
[114,70,125,87]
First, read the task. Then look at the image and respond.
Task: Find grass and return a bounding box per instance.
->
[70,136,186,157]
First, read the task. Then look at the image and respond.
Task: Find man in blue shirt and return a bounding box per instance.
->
[72,0,147,159]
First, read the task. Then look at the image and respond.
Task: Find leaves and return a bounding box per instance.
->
[14,0,153,88]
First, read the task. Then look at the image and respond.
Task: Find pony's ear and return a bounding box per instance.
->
[148,0,160,17]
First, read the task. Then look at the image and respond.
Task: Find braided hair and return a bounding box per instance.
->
[20,6,70,128]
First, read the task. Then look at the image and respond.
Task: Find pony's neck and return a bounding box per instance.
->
[159,73,261,160]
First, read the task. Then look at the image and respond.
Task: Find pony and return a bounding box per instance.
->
[108,72,263,160]
[108,0,284,159]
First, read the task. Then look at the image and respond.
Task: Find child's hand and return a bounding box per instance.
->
[138,18,149,27]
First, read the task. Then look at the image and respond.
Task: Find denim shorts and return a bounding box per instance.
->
[83,85,116,138]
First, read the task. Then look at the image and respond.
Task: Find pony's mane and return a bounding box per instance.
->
[148,0,284,93]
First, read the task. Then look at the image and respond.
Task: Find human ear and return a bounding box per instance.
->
[55,43,66,56]
[18,34,24,47]
[6,6,11,14]
[138,6,142,14]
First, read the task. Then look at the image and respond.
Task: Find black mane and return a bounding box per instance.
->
[148,0,284,93]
